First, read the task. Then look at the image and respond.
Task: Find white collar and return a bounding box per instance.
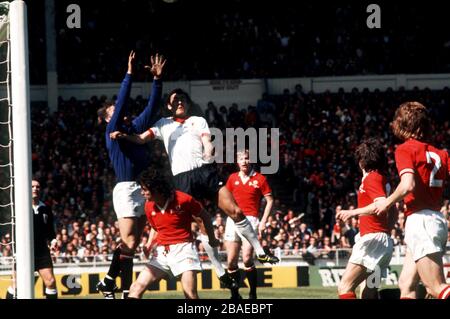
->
[155,198,171,214]
[33,201,45,214]
[239,169,256,179]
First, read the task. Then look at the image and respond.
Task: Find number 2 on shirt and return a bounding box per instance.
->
[426,151,443,187]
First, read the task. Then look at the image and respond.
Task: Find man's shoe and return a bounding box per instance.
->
[257,249,279,264]
[219,273,239,290]
[230,292,243,300]
[96,280,118,299]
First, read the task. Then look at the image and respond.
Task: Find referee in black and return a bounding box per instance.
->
[6,179,58,299]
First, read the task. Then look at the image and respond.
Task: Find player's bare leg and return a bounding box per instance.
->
[194,216,237,290]
[180,271,199,299]
[38,267,58,299]
[398,249,420,299]
[98,215,146,298]
[241,240,258,299]
[226,240,242,299]
[217,186,278,264]
[128,265,166,299]
[338,263,369,299]
[416,252,450,299]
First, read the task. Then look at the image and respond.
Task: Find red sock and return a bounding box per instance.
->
[339,292,356,299]
[438,285,450,299]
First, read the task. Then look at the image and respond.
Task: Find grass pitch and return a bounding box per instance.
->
[64,287,338,299]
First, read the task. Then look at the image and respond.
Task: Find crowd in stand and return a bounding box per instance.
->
[27,1,450,84]
[1,84,450,265]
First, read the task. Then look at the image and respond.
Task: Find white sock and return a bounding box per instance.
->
[45,288,57,295]
[234,218,264,255]
[105,275,114,281]
[7,286,15,296]
[200,234,226,277]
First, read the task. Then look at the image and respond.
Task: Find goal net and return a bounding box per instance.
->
[0,0,15,296]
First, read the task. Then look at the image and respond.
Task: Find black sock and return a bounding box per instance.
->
[45,288,58,299]
[245,266,257,297]
[119,253,134,293]
[106,247,122,280]
[228,270,241,298]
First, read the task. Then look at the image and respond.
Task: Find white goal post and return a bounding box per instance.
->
[10,0,34,299]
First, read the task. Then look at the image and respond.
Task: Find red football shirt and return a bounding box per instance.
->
[226,170,272,218]
[395,139,450,216]
[144,190,202,245]
[357,171,389,236]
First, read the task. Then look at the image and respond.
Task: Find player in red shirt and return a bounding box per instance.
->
[224,149,274,299]
[336,138,394,299]
[373,102,450,299]
[128,168,219,299]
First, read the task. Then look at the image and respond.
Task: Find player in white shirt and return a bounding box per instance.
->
[110,89,278,289]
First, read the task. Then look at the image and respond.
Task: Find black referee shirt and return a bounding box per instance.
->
[32,201,56,254]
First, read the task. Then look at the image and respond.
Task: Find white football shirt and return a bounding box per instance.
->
[149,116,210,176]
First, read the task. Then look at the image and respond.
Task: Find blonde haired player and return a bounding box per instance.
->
[224,149,274,299]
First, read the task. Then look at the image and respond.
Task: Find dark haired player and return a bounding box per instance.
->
[128,168,219,299]
[336,138,394,299]
[96,51,166,298]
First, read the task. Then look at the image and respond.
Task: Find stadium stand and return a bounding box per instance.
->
[1,86,449,264]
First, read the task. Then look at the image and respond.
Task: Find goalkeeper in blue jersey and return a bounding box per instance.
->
[96,51,166,299]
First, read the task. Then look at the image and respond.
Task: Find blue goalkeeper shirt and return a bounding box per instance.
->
[105,73,162,182]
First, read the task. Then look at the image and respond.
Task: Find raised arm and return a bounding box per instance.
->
[133,54,167,132]
[107,51,135,132]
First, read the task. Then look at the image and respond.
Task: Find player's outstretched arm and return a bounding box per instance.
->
[109,129,154,144]
[198,210,220,248]
[134,53,167,132]
[374,172,415,215]
[336,202,380,222]
[107,51,135,131]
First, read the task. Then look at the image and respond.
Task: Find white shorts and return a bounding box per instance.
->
[147,242,202,278]
[112,181,145,219]
[224,216,259,243]
[404,209,448,261]
[349,232,393,276]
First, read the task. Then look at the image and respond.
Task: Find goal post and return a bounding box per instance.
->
[10,0,34,299]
